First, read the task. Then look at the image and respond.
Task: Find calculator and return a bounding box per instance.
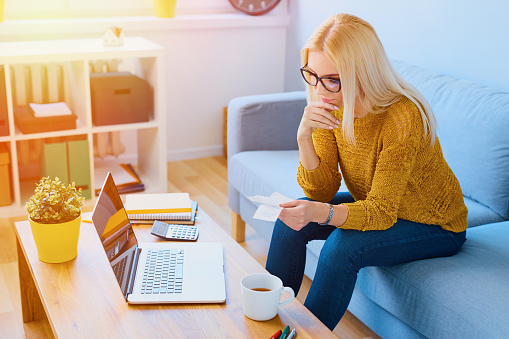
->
[150,220,199,241]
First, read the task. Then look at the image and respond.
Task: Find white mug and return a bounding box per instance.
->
[240,273,295,321]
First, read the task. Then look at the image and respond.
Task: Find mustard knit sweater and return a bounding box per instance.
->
[297,97,468,233]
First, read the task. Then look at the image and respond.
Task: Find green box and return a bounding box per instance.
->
[67,140,91,199]
[42,139,91,200]
[42,142,68,184]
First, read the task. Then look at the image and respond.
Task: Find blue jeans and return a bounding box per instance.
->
[265,192,466,330]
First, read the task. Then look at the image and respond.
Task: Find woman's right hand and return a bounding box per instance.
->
[297,101,340,141]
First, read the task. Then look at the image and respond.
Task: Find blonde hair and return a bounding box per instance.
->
[301,13,436,145]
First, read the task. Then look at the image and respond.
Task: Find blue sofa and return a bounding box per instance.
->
[227,60,509,338]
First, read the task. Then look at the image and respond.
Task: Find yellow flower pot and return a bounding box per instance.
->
[154,0,177,18]
[29,214,81,263]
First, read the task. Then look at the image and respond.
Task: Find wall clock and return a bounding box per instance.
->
[228,0,281,16]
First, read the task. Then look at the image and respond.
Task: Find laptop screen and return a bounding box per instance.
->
[92,173,138,296]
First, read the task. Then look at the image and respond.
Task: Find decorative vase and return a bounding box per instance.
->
[154,0,177,18]
[29,214,81,263]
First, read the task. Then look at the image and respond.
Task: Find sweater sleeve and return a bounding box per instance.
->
[341,104,424,231]
[297,124,342,203]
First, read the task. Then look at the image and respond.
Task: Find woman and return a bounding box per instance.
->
[265,13,468,331]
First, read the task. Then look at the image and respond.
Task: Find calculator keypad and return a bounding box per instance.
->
[169,225,198,240]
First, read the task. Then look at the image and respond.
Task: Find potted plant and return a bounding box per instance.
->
[26,176,86,263]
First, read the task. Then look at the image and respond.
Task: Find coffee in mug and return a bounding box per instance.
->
[241,273,295,321]
[251,287,272,292]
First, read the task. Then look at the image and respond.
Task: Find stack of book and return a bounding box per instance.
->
[95,163,144,196]
[124,192,198,225]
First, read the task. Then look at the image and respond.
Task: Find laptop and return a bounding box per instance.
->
[91,172,226,304]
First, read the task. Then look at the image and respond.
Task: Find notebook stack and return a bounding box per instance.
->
[95,163,144,195]
[125,192,198,225]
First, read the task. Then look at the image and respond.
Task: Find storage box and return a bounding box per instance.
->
[0,143,12,206]
[42,141,69,184]
[90,72,152,126]
[67,139,91,199]
[14,106,77,134]
[41,139,91,200]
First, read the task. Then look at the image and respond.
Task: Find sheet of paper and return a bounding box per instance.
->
[247,192,293,222]
[29,102,72,117]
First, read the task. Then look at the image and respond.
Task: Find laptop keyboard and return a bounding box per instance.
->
[141,249,184,294]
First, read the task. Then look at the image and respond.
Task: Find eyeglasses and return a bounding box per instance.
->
[300,65,342,93]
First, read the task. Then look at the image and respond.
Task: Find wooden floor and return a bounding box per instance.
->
[0,156,379,339]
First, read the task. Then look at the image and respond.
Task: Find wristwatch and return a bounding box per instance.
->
[318,203,334,225]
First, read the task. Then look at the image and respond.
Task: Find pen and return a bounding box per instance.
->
[269,329,282,339]
[287,328,296,339]
[280,326,290,339]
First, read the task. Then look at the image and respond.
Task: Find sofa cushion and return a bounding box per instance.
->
[463,198,504,227]
[353,221,509,339]
[393,60,509,221]
[348,286,427,339]
[229,150,305,200]
[230,150,350,200]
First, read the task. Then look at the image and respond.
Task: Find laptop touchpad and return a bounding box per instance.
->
[190,260,222,278]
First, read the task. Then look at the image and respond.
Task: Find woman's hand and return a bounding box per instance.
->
[297,101,340,141]
[278,200,331,231]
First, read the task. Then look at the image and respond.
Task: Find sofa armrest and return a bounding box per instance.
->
[227,91,307,160]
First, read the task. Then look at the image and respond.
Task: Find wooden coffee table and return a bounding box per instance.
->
[16,208,336,338]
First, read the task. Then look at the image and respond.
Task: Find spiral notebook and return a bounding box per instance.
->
[125,193,196,225]
[129,201,198,225]
[125,192,192,214]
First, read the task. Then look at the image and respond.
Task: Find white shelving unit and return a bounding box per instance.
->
[0,37,167,217]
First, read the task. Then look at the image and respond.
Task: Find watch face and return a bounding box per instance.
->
[229,0,281,16]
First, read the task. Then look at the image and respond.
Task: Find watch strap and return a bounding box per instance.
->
[318,203,334,226]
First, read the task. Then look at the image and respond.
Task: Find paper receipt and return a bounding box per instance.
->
[247,192,293,222]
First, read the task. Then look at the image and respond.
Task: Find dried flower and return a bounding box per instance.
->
[26,177,86,224]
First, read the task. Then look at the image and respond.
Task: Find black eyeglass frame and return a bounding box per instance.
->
[300,65,342,93]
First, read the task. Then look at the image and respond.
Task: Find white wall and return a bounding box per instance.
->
[148,26,287,160]
[284,0,509,93]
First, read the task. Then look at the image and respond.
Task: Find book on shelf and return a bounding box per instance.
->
[117,164,145,194]
[95,163,144,195]
[129,201,198,225]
